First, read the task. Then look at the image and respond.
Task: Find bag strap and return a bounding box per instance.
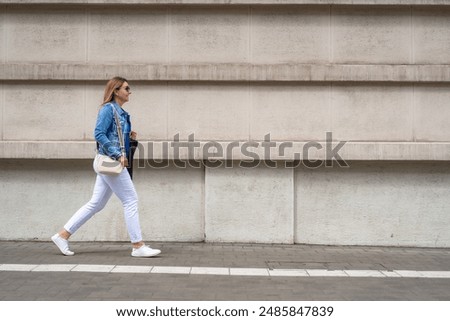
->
[95,104,126,157]
[112,106,126,157]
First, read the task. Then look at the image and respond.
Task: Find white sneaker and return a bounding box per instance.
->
[131,245,161,258]
[51,233,74,256]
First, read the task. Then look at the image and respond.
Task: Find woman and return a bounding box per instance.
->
[51,77,160,258]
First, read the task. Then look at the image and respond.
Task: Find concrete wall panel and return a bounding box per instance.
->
[0,9,5,63]
[205,165,294,243]
[414,85,450,142]
[4,83,85,140]
[295,162,450,247]
[332,7,411,64]
[251,84,331,141]
[84,83,104,140]
[6,8,86,63]
[85,82,168,141]
[125,83,168,141]
[136,165,204,242]
[0,160,127,241]
[0,160,204,242]
[170,8,249,63]
[168,84,249,141]
[88,8,168,64]
[414,8,450,64]
[0,82,3,141]
[251,7,330,64]
[332,85,412,141]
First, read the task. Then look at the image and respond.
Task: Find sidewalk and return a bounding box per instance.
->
[1,241,450,300]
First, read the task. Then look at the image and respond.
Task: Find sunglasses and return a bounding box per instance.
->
[117,86,131,93]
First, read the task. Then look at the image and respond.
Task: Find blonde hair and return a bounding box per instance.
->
[102,76,128,105]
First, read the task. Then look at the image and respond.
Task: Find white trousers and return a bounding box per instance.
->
[64,169,143,243]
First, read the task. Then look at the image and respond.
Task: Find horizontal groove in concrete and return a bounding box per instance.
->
[1,63,450,83]
[1,0,450,6]
[1,141,449,160]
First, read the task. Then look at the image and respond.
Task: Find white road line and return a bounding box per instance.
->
[1,264,450,278]
[230,268,270,276]
[70,264,116,273]
[0,264,39,271]
[31,264,76,272]
[268,269,309,277]
[110,265,153,274]
[191,267,230,275]
[381,270,402,277]
[344,270,386,278]
[151,266,191,274]
[306,269,348,277]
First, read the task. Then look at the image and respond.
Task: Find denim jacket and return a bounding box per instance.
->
[94,101,131,160]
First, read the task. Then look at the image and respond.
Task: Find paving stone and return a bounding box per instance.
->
[0,264,38,271]
[151,266,191,274]
[268,269,309,277]
[110,265,153,274]
[380,270,402,277]
[344,270,386,277]
[32,264,76,272]
[190,267,230,275]
[71,264,115,273]
[229,268,269,276]
[306,269,348,277]
[394,270,426,278]
[416,271,450,278]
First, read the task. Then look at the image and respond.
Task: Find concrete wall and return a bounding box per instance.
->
[1,1,450,246]
[296,162,450,247]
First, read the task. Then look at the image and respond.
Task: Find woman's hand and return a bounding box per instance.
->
[120,156,129,168]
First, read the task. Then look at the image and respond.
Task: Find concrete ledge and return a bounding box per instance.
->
[1,0,450,6]
[1,141,450,161]
[0,141,97,159]
[2,63,450,83]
